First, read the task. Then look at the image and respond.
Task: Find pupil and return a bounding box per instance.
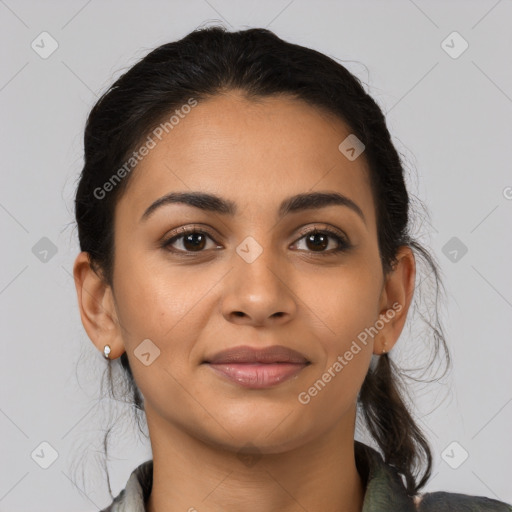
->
[181,232,330,252]
[308,233,327,251]
[184,233,205,251]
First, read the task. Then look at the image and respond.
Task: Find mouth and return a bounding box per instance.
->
[202,345,310,389]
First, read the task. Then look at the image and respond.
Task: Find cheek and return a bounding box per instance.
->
[295,273,378,417]
[111,262,214,412]
[113,245,211,335]
[296,263,382,349]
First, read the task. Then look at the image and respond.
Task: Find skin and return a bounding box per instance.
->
[73,91,415,512]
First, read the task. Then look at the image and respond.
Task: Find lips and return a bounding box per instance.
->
[203,345,310,389]
[204,344,309,364]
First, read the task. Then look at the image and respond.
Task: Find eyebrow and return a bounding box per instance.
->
[140,190,366,225]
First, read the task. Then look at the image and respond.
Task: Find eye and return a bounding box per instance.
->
[161,226,220,253]
[160,224,352,256]
[292,226,351,255]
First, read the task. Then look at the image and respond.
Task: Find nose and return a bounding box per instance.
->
[221,242,297,327]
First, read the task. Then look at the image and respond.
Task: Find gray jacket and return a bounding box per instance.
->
[100,441,512,511]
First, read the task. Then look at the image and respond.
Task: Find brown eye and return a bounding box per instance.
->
[162,228,218,253]
[293,227,351,255]
[181,232,207,251]
[303,232,329,251]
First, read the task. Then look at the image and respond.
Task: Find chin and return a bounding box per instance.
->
[194,406,312,454]
[207,429,309,456]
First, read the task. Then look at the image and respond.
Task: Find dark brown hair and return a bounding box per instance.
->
[74,25,450,498]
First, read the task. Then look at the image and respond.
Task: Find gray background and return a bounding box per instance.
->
[1,0,511,510]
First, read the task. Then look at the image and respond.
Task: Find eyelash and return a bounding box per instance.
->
[160,224,352,257]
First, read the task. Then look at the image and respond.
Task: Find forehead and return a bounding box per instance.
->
[117,91,376,229]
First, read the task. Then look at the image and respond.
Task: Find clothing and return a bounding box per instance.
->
[100,440,512,511]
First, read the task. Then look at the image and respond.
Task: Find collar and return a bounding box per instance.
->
[102,441,418,511]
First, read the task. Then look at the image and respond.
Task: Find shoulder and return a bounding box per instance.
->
[414,491,512,511]
[354,441,512,512]
[99,459,153,512]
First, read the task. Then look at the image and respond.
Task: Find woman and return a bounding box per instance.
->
[72,26,512,512]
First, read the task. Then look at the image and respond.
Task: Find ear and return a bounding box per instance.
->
[373,245,416,355]
[72,251,124,359]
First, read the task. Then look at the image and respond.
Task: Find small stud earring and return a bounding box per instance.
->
[103,345,111,359]
[381,342,387,355]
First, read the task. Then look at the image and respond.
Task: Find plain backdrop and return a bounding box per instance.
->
[0,0,511,510]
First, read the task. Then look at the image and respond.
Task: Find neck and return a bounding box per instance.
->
[145,407,365,512]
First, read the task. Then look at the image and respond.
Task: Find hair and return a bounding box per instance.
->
[73,25,451,498]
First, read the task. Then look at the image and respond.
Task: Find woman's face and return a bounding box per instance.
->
[105,92,405,452]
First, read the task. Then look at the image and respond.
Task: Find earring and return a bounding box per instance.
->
[103,345,112,359]
[381,341,388,355]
